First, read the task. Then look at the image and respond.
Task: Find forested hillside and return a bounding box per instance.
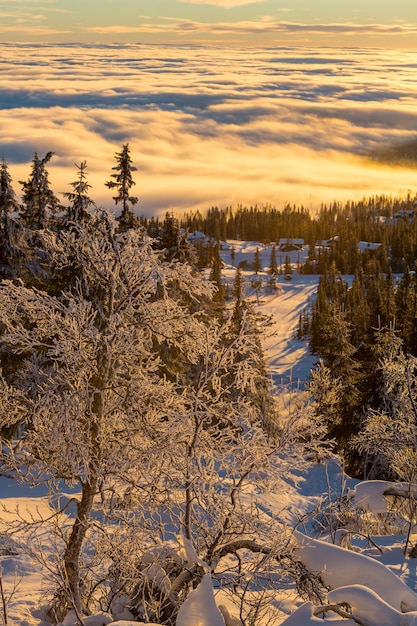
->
[2,147,417,624]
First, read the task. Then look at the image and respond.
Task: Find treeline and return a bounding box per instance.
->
[169,197,417,274]
[3,148,417,278]
[0,147,203,286]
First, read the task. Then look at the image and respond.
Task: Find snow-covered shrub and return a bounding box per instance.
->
[109,545,188,625]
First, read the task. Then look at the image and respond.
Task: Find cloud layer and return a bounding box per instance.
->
[1,43,417,216]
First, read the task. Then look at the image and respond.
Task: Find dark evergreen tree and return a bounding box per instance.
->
[395,266,413,338]
[302,244,317,274]
[19,152,61,229]
[382,267,396,329]
[106,143,139,232]
[62,161,94,226]
[269,244,278,276]
[158,211,197,265]
[0,156,21,282]
[0,156,19,218]
[232,265,246,330]
[284,254,292,276]
[395,267,417,355]
[209,244,226,306]
[159,211,180,259]
[253,247,262,274]
[347,267,369,346]
[311,303,363,471]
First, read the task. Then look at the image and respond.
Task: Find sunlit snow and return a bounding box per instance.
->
[2,241,417,625]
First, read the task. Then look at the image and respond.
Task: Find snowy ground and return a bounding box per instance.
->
[2,241,417,625]
[220,239,318,386]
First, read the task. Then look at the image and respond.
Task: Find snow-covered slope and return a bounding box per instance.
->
[3,241,417,626]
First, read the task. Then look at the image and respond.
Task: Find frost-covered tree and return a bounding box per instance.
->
[0,207,332,621]
[0,209,212,617]
[107,311,285,622]
[352,327,417,553]
[0,156,18,218]
[61,161,94,226]
[19,151,61,229]
[0,156,21,280]
[308,360,344,437]
[105,143,139,232]
[103,309,331,624]
[356,327,417,482]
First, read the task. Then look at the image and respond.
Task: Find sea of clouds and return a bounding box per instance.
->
[1,43,417,216]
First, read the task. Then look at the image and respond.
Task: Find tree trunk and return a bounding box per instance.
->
[64,476,98,616]
[64,376,105,615]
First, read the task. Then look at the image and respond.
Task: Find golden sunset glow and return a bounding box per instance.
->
[1,41,417,215]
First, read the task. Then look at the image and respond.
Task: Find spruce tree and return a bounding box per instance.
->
[158,211,197,265]
[0,156,20,282]
[159,211,180,259]
[284,254,292,276]
[268,244,278,276]
[62,161,94,226]
[253,247,262,274]
[106,143,139,232]
[311,302,363,470]
[19,151,61,229]
[232,265,246,329]
[0,156,18,218]
[209,244,226,305]
[348,267,369,347]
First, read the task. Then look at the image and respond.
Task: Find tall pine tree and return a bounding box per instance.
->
[62,161,94,226]
[106,143,139,232]
[0,156,18,218]
[19,152,61,229]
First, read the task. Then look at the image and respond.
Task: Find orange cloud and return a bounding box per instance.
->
[1,44,417,217]
[110,17,417,39]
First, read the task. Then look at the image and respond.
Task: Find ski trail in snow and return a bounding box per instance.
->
[258,276,319,386]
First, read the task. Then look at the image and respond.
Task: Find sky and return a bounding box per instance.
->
[1,0,417,47]
[1,43,417,216]
[1,3,417,217]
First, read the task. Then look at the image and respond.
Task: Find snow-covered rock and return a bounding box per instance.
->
[293,530,417,612]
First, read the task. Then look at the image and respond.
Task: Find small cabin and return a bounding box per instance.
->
[278,238,304,252]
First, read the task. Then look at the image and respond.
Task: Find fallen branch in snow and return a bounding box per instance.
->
[313,602,360,622]
[210,538,272,565]
[337,530,384,555]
